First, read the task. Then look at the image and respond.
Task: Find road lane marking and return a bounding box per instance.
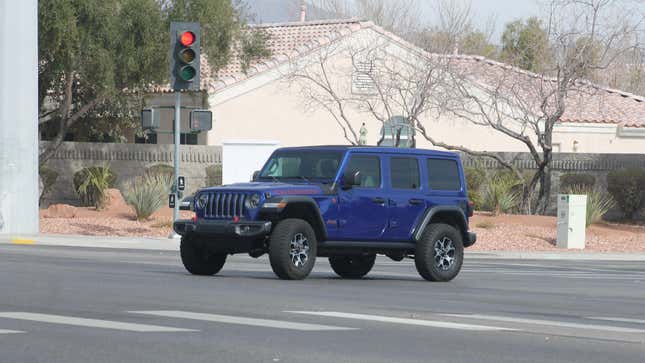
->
[0,312,196,332]
[0,329,24,334]
[285,311,515,331]
[128,310,357,331]
[441,314,645,334]
[587,317,645,325]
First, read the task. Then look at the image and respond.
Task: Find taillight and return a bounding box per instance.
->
[191,214,198,223]
[467,200,474,217]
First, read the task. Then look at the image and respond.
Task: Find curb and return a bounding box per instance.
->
[466,251,645,261]
[3,234,645,261]
[0,234,179,251]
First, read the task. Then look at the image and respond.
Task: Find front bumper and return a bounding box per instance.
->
[173,219,272,238]
[464,232,477,248]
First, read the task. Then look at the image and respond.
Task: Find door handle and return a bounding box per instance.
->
[372,197,386,204]
[409,198,424,205]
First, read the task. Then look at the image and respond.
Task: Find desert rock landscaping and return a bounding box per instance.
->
[39,189,645,252]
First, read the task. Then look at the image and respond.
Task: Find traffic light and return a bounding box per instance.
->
[170,22,201,91]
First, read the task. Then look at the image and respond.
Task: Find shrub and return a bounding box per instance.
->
[205,164,222,187]
[73,165,116,209]
[482,171,522,215]
[560,173,595,192]
[607,168,645,219]
[145,164,174,179]
[465,167,486,210]
[566,185,616,227]
[39,166,59,206]
[122,173,173,220]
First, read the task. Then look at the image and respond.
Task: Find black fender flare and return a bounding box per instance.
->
[260,196,327,241]
[412,206,468,242]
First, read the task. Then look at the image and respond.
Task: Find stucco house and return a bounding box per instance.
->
[149,18,645,153]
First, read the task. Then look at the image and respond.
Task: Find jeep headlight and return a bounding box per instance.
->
[196,193,209,210]
[245,193,261,209]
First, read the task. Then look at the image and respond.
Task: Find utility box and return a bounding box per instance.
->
[556,194,587,249]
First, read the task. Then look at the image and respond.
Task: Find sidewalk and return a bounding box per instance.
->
[2,233,645,261]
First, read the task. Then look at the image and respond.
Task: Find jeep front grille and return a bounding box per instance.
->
[203,192,247,219]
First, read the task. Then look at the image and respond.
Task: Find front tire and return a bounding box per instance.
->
[329,255,376,279]
[269,219,317,280]
[180,235,227,276]
[414,223,464,282]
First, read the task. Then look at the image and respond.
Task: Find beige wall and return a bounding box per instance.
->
[207,28,644,154]
[208,75,645,153]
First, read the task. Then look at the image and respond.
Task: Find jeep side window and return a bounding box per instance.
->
[427,158,461,191]
[344,155,381,188]
[390,157,420,189]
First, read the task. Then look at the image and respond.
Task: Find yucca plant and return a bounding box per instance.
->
[482,171,522,215]
[122,173,172,220]
[564,184,616,227]
[73,165,116,209]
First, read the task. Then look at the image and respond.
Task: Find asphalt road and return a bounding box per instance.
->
[1,245,644,363]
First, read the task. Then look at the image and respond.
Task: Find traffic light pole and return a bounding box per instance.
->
[171,91,181,238]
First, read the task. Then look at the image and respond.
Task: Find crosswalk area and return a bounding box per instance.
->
[1,309,645,342]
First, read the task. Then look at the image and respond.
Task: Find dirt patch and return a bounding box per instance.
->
[469,212,645,253]
[39,188,192,237]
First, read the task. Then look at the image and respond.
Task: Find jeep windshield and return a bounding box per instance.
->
[258,150,344,182]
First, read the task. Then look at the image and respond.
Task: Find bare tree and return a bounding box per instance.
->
[309,0,421,35]
[285,32,521,171]
[441,0,644,213]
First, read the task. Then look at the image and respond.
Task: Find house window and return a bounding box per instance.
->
[352,60,377,94]
[180,133,198,145]
[135,132,157,144]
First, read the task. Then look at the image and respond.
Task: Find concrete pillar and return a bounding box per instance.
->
[0,0,39,236]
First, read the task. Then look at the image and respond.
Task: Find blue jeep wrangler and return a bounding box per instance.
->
[174,146,476,281]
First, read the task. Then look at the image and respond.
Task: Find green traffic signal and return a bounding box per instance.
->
[179,65,196,81]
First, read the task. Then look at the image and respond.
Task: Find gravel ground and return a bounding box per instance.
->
[39,190,645,252]
[469,213,645,253]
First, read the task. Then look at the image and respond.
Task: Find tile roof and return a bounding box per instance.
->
[446,55,645,128]
[157,18,645,128]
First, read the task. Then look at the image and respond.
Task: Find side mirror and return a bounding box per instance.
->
[251,170,260,182]
[341,171,361,190]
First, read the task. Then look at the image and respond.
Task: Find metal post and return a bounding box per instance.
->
[0,0,39,237]
[171,91,181,238]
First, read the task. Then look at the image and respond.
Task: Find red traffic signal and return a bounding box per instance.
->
[180,31,195,46]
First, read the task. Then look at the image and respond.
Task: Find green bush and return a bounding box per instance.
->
[122,173,173,220]
[482,171,522,215]
[560,173,595,192]
[73,165,116,209]
[566,185,616,227]
[607,168,645,219]
[39,166,59,205]
[146,164,174,178]
[464,167,486,209]
[205,164,222,187]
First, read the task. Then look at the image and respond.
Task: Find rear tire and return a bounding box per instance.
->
[414,223,463,282]
[269,219,317,280]
[180,235,227,276]
[329,255,376,279]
